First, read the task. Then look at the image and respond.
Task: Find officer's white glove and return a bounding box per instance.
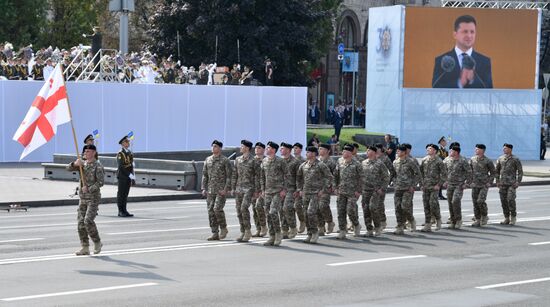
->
[129,173,136,180]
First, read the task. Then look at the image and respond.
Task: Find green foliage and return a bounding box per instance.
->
[47,0,102,49]
[0,0,48,48]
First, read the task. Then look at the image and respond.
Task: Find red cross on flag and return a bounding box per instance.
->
[13,64,71,160]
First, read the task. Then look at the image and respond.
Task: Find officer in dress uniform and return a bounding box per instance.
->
[116,136,135,217]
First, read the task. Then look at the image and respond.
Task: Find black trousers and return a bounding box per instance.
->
[117,177,131,213]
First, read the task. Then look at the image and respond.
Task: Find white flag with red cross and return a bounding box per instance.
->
[12,64,71,160]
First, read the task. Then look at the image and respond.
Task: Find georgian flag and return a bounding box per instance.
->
[12,64,71,160]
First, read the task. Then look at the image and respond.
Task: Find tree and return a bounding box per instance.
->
[148,0,341,86]
[0,0,48,49]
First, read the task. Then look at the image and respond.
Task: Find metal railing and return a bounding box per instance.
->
[441,1,549,9]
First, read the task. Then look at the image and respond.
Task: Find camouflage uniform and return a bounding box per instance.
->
[443,155,472,224]
[333,158,364,231]
[66,160,105,247]
[281,156,301,232]
[470,155,496,221]
[296,159,332,234]
[202,154,232,234]
[378,153,396,224]
[361,159,390,231]
[260,156,288,236]
[252,155,267,231]
[232,153,259,233]
[420,155,447,223]
[495,154,523,218]
[318,156,336,228]
[293,155,306,226]
[393,157,420,229]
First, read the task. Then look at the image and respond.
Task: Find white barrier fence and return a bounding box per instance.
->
[0,81,307,162]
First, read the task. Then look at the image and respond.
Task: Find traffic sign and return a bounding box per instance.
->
[337,54,344,61]
[338,43,345,55]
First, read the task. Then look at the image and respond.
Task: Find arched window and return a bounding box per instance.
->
[339,17,356,48]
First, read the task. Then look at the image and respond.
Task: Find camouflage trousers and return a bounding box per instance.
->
[264,192,283,235]
[499,185,517,217]
[281,190,297,231]
[422,188,441,223]
[362,189,384,231]
[295,195,306,223]
[471,186,489,220]
[336,194,359,231]
[303,193,320,234]
[252,195,267,230]
[446,186,464,223]
[77,197,101,246]
[207,193,227,234]
[380,190,388,223]
[235,190,254,232]
[394,189,414,227]
[317,193,333,228]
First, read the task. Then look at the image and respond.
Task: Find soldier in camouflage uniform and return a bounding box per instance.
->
[420,144,447,232]
[202,140,232,241]
[393,144,420,234]
[252,142,268,237]
[318,144,336,235]
[66,145,104,256]
[296,146,332,244]
[495,143,523,225]
[231,140,260,242]
[375,143,395,229]
[352,143,366,162]
[293,143,307,233]
[402,143,421,230]
[260,142,288,246]
[443,145,472,229]
[361,146,390,236]
[333,144,364,239]
[469,144,495,227]
[280,142,300,239]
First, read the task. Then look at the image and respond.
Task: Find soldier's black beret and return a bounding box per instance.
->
[426,143,439,150]
[476,144,486,150]
[211,140,223,147]
[352,143,360,149]
[83,144,97,151]
[255,142,266,149]
[118,136,129,145]
[319,143,331,150]
[343,144,354,152]
[267,141,279,151]
[306,146,318,155]
[402,143,412,150]
[241,139,253,149]
[397,144,407,151]
[450,145,461,153]
[293,143,303,149]
[367,145,377,152]
[503,143,513,149]
[449,142,461,148]
[438,136,446,144]
[280,142,292,149]
[374,143,384,150]
[83,134,94,144]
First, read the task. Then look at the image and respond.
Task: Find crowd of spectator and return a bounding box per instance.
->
[308,100,366,128]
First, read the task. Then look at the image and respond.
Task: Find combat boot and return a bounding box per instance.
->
[303,233,312,243]
[263,235,275,246]
[207,233,220,241]
[421,223,432,232]
[242,229,252,242]
[373,227,382,237]
[260,226,268,237]
[298,222,306,233]
[219,228,228,239]
[500,217,510,225]
[252,229,261,237]
[481,216,489,225]
[510,216,516,225]
[354,224,362,237]
[288,228,298,239]
[93,241,103,254]
[273,232,282,246]
[282,230,289,239]
[393,226,404,235]
[471,219,481,227]
[455,220,462,229]
[327,222,335,233]
[435,219,442,231]
[410,219,417,232]
[336,230,346,239]
[318,225,326,236]
[310,232,319,244]
[366,229,374,237]
[448,223,455,229]
[75,246,90,256]
[236,232,245,242]
[380,221,387,230]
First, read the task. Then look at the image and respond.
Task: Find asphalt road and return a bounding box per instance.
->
[1,185,549,307]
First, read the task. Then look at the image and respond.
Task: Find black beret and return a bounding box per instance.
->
[267,141,279,151]
[397,144,408,151]
[343,144,354,152]
[293,143,303,149]
[212,140,223,147]
[367,145,377,152]
[280,142,292,149]
[438,136,446,144]
[402,143,412,150]
[83,144,97,151]
[319,143,331,150]
[475,144,486,150]
[118,136,129,145]
[449,142,461,148]
[450,146,461,153]
[374,143,384,149]
[352,143,360,149]
[426,143,439,150]
[255,142,266,149]
[241,139,253,149]
[83,134,93,144]
[306,146,318,154]
[503,143,513,149]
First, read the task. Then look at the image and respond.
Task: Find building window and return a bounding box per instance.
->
[339,17,356,48]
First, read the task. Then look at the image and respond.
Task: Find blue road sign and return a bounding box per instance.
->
[338,43,345,55]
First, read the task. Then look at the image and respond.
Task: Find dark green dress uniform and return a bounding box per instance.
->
[32,63,44,80]
[117,136,135,217]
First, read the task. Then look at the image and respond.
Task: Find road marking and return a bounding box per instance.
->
[0,212,74,219]
[0,216,189,230]
[326,255,427,267]
[0,238,44,244]
[476,277,550,290]
[0,282,158,302]
[106,224,240,235]
[528,241,550,246]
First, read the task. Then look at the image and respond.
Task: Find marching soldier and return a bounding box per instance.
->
[361,146,390,236]
[469,144,495,227]
[82,134,98,160]
[252,142,268,237]
[296,146,332,243]
[66,144,104,256]
[420,144,447,232]
[437,137,449,200]
[202,140,232,240]
[393,144,420,234]
[293,142,306,233]
[116,136,135,217]
[352,143,365,162]
[280,142,300,239]
[231,140,260,242]
[375,143,395,229]
[333,144,363,239]
[495,143,523,225]
[317,144,336,235]
[260,142,288,246]
[443,145,472,229]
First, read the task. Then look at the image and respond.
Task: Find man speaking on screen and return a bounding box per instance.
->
[432,15,493,89]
